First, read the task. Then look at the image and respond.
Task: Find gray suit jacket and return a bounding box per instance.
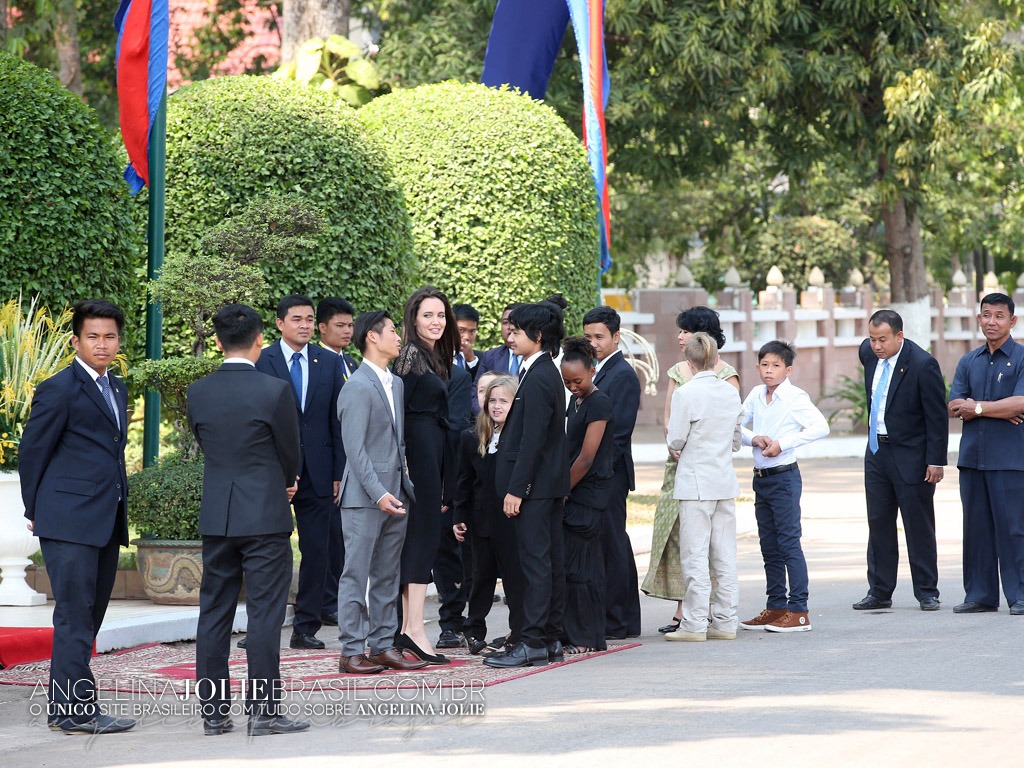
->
[337,363,415,508]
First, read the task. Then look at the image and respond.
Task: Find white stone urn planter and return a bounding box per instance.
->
[0,469,47,605]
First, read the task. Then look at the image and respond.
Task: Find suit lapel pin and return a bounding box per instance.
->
[313,358,318,364]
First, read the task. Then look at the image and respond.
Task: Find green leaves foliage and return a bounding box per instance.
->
[0,53,142,340]
[127,453,204,540]
[274,35,386,107]
[359,82,599,346]
[746,215,862,292]
[163,75,416,354]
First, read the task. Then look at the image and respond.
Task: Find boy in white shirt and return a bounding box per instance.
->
[739,341,829,633]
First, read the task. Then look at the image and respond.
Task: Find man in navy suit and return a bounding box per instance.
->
[316,297,359,381]
[19,299,135,735]
[854,309,948,612]
[257,294,345,649]
[584,306,642,639]
[478,302,525,375]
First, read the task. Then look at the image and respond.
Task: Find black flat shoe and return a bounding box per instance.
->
[658,617,682,634]
[397,634,451,665]
[464,634,488,655]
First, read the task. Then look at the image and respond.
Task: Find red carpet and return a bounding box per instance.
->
[0,641,641,691]
[0,626,54,669]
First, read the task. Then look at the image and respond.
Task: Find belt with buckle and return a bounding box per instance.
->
[753,463,798,478]
[877,434,891,444]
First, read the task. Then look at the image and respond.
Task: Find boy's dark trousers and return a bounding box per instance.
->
[752,464,808,612]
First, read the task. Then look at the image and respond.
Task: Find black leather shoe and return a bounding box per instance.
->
[320,612,339,626]
[60,714,136,735]
[482,642,548,669]
[436,629,464,649]
[953,601,998,613]
[919,597,941,611]
[658,617,682,634]
[546,640,564,663]
[852,595,892,610]
[289,633,326,650]
[465,635,488,655]
[204,717,234,736]
[247,715,310,736]
[1010,601,1024,615]
[237,636,248,649]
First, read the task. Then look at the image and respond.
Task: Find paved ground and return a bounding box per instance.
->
[0,457,1020,767]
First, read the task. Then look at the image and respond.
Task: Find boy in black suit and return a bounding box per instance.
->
[485,299,569,669]
[20,299,135,735]
[316,296,359,380]
[583,306,642,638]
[188,304,307,736]
[256,295,345,649]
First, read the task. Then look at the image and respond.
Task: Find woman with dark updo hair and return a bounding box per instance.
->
[642,306,740,633]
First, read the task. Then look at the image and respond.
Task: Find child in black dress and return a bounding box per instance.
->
[560,337,615,652]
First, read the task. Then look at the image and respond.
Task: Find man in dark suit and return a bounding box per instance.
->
[854,309,948,612]
[584,306,642,638]
[19,299,135,735]
[336,311,426,674]
[188,304,307,736]
[315,296,357,629]
[478,302,525,375]
[453,303,482,383]
[257,294,345,649]
[486,300,569,669]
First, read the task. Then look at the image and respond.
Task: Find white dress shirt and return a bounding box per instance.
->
[362,358,396,422]
[595,348,621,374]
[741,377,830,468]
[75,356,120,430]
[223,357,255,367]
[870,341,903,436]
[518,350,547,378]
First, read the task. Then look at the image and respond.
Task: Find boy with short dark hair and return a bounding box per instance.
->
[739,341,829,633]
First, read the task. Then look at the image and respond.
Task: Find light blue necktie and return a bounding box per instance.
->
[509,354,521,375]
[97,375,119,429]
[290,352,303,410]
[868,359,891,454]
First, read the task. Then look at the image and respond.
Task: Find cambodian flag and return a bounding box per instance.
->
[114,0,169,194]
[482,0,612,273]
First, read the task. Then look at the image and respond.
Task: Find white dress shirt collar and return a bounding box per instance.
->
[519,350,547,376]
[223,357,255,366]
[595,348,621,373]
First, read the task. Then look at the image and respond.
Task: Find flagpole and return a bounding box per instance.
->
[142,90,166,469]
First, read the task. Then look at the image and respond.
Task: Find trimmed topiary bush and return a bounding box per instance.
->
[164,75,416,352]
[360,82,599,345]
[0,52,141,331]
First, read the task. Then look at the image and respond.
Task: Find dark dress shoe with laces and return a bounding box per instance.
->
[60,714,137,735]
[465,635,488,655]
[339,654,386,674]
[320,612,339,626]
[852,595,893,610]
[1010,601,1024,615]
[919,597,941,611]
[546,639,564,663]
[953,601,998,613]
[482,642,548,669]
[367,647,429,671]
[436,629,464,649]
[290,632,326,650]
[204,717,234,736]
[247,714,310,736]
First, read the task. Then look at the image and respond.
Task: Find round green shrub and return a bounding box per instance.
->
[360,82,599,345]
[0,52,141,329]
[164,75,416,353]
[745,215,861,292]
[127,453,204,540]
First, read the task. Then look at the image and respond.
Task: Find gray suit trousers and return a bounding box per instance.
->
[337,506,408,656]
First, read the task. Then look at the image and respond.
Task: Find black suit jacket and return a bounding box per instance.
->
[453,429,501,536]
[187,363,301,537]
[593,350,640,489]
[256,341,344,497]
[337,352,359,381]
[860,338,948,485]
[19,360,129,547]
[495,354,569,500]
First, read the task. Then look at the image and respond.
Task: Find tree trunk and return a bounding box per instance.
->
[281,0,350,63]
[881,194,931,346]
[54,2,83,95]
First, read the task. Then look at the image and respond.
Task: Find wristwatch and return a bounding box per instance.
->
[975,402,984,416]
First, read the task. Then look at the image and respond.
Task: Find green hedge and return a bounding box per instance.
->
[163,75,416,352]
[0,52,141,332]
[360,82,599,345]
[745,215,861,292]
[127,453,203,540]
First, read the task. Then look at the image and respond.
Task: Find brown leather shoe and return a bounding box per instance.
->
[339,654,386,674]
[367,647,429,671]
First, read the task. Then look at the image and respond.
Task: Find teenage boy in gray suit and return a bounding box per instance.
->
[336,311,425,674]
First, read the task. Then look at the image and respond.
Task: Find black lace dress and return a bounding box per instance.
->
[394,343,452,585]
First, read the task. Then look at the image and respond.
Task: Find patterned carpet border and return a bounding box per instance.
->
[0,641,642,692]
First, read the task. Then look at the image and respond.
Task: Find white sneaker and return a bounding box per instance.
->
[706,626,737,640]
[664,629,707,642]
